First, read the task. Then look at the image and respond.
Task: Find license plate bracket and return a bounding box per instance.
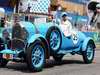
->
[3,54,13,60]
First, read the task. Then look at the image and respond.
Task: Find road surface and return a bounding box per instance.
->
[0,49,100,75]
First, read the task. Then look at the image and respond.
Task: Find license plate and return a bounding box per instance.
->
[3,54,13,59]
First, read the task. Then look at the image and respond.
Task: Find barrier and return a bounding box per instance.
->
[83,32,100,44]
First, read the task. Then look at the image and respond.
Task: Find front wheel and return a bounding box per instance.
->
[82,43,95,64]
[0,58,8,67]
[26,40,46,72]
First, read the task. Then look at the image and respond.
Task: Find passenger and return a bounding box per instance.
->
[91,3,100,26]
[60,12,72,37]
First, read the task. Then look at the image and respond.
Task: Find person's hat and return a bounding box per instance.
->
[62,12,67,17]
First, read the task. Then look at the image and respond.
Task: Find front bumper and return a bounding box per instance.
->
[0,49,21,60]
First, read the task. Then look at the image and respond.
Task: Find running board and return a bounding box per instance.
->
[58,47,81,55]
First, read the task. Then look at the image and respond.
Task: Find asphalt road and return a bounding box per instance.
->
[0,49,100,75]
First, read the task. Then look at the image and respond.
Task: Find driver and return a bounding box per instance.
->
[60,12,72,37]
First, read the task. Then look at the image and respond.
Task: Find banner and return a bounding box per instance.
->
[65,0,90,4]
[83,32,100,43]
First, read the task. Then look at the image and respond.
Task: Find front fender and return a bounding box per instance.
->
[28,34,45,45]
[27,34,50,59]
[82,37,96,51]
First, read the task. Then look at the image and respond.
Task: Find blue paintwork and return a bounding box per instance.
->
[0,20,96,71]
[61,34,74,50]
[0,49,16,54]
[26,21,95,54]
[60,31,85,50]
[18,22,36,39]
[28,34,46,46]
[0,21,96,60]
[82,37,94,51]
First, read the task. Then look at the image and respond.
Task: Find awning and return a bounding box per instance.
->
[0,0,16,14]
[0,7,5,17]
[0,0,16,7]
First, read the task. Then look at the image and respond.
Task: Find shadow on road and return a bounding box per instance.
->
[3,59,84,73]
[45,59,84,68]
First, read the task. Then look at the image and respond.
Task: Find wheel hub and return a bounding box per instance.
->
[32,45,44,67]
[50,30,60,50]
[87,45,93,60]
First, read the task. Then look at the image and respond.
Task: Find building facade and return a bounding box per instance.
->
[51,0,90,16]
[19,0,50,14]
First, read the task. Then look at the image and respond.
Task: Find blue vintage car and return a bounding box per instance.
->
[0,21,96,72]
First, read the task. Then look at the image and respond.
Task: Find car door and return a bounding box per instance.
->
[71,32,80,48]
[61,31,80,50]
[61,34,74,50]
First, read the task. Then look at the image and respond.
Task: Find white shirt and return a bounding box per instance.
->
[4,21,12,28]
[60,20,72,36]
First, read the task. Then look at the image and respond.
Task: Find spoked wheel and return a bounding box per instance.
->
[0,38,8,67]
[82,42,95,64]
[46,27,62,54]
[26,40,46,72]
[0,58,8,67]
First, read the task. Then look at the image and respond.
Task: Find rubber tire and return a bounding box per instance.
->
[26,40,46,72]
[0,38,5,51]
[0,38,8,67]
[0,38,11,50]
[53,54,64,62]
[46,27,62,54]
[82,43,95,64]
[0,58,8,67]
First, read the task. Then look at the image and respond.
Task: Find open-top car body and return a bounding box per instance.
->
[0,21,96,72]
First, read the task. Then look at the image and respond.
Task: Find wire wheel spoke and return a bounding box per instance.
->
[87,45,93,59]
[50,30,60,50]
[32,45,44,67]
